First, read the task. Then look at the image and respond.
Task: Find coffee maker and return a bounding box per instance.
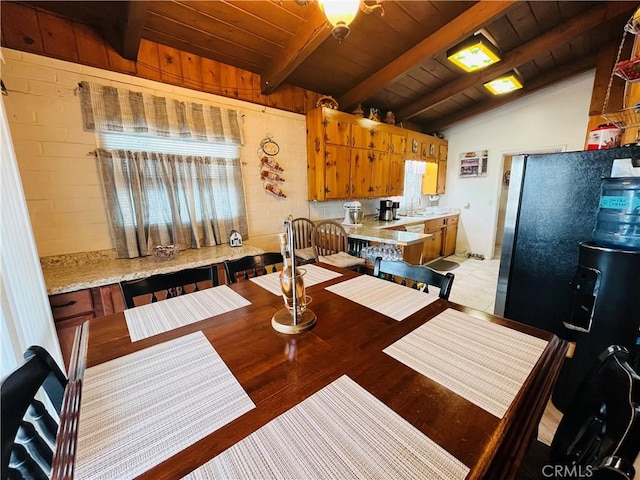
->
[392,201,400,220]
[379,200,393,221]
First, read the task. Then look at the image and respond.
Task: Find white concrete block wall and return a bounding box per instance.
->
[2,48,318,256]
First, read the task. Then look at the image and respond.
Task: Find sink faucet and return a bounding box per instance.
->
[409,194,420,216]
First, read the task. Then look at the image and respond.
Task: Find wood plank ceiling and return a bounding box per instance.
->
[10,1,639,133]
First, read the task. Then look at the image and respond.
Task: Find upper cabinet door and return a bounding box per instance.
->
[389,133,407,154]
[323,109,351,146]
[324,144,352,199]
[351,123,372,149]
[370,127,390,152]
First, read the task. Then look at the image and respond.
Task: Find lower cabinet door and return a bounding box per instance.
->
[422,229,442,263]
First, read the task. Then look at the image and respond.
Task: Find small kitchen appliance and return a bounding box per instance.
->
[379,200,393,221]
[392,201,400,220]
[342,201,363,225]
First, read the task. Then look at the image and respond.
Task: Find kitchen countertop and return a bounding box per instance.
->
[43,210,460,295]
[43,244,264,295]
[342,224,430,245]
[342,209,460,245]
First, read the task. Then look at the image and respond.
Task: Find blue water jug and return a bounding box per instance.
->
[592,177,640,250]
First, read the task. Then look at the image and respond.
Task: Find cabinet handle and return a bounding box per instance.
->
[51,300,77,309]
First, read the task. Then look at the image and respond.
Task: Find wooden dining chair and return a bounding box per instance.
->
[373,257,455,300]
[291,217,316,265]
[119,265,217,308]
[311,220,365,269]
[223,252,283,284]
[2,346,68,480]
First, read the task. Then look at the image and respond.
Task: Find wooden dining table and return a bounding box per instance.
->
[62,263,568,480]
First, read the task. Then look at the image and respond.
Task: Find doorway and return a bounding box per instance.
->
[493,146,566,258]
[495,155,513,252]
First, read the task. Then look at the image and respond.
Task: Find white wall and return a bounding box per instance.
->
[3,47,597,260]
[2,48,314,256]
[440,70,595,259]
[1,98,63,372]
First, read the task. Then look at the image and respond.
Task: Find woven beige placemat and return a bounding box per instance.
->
[384,308,548,418]
[184,375,469,480]
[75,331,255,479]
[250,264,343,296]
[325,275,439,321]
[124,285,251,341]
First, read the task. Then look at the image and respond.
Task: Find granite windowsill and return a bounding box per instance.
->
[42,244,264,295]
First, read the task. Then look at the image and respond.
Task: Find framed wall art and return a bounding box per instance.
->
[459,150,488,178]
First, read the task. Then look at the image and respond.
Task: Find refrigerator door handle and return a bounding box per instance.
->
[494,155,527,317]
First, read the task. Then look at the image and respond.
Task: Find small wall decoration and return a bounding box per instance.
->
[229,230,243,247]
[459,150,488,178]
[411,139,419,154]
[258,136,286,198]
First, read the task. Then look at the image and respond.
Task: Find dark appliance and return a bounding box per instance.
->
[392,201,400,220]
[555,242,640,408]
[494,146,640,408]
[379,199,393,221]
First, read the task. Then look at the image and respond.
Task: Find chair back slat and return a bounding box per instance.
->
[28,400,57,445]
[312,221,349,260]
[120,265,217,308]
[17,421,53,475]
[373,257,455,300]
[292,218,314,250]
[10,443,49,480]
[224,253,283,284]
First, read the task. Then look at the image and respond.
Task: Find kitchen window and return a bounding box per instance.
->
[80,81,248,258]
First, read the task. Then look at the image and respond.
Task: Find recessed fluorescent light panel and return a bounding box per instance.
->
[446,33,501,72]
[484,72,523,95]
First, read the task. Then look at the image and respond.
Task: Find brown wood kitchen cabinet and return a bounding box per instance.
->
[442,214,458,257]
[307,107,408,201]
[420,214,459,262]
[422,136,448,195]
[422,217,445,263]
[49,284,125,367]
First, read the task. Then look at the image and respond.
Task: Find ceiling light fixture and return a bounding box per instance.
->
[446,33,501,72]
[484,71,523,95]
[308,0,384,43]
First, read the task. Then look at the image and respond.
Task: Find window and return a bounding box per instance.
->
[79,81,248,258]
[98,132,242,227]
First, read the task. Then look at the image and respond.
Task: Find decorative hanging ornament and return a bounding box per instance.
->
[264,182,286,198]
[260,137,280,156]
[261,169,285,182]
[260,156,284,171]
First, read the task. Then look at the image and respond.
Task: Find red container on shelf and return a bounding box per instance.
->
[587,124,622,150]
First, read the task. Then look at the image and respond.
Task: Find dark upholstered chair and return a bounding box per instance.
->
[120,265,217,308]
[1,346,67,480]
[517,345,640,480]
[291,217,316,265]
[223,253,283,284]
[373,257,455,300]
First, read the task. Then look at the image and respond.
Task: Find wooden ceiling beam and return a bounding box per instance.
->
[120,1,148,60]
[396,1,637,122]
[337,0,518,110]
[423,55,597,132]
[261,5,331,95]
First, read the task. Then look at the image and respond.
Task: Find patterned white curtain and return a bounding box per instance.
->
[80,81,248,259]
[79,81,244,144]
[98,149,248,258]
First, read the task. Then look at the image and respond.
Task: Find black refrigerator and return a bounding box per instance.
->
[494,146,640,409]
